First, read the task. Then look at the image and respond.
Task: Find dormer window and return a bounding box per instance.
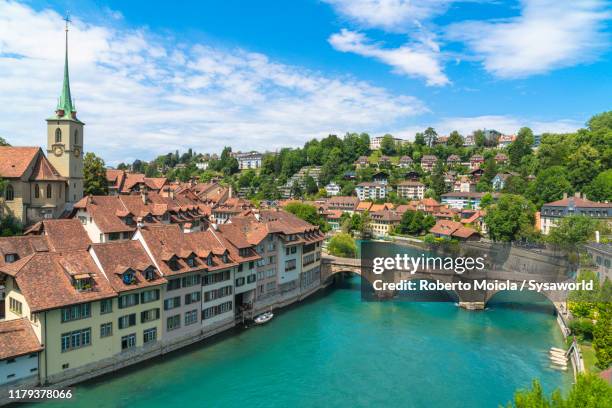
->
[206,255,213,266]
[4,253,18,264]
[143,266,156,281]
[125,216,134,225]
[186,256,196,268]
[122,270,136,285]
[168,257,180,271]
[73,276,93,292]
[222,253,229,263]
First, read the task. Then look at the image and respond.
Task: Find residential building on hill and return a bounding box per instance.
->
[420,155,438,172]
[369,136,406,150]
[441,192,499,210]
[233,151,263,170]
[396,181,425,200]
[469,155,484,170]
[398,156,413,168]
[355,182,387,201]
[325,182,341,196]
[540,193,612,235]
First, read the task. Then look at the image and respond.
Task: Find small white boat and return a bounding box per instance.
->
[550,347,566,353]
[254,312,274,325]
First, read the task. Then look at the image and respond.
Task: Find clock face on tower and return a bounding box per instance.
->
[53,145,64,157]
[73,147,81,157]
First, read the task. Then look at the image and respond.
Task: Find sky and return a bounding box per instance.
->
[0,0,610,165]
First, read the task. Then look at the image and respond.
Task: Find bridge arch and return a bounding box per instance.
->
[485,289,557,313]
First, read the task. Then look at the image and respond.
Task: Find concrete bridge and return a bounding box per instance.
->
[321,254,569,311]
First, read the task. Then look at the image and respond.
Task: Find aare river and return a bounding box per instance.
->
[39,276,570,408]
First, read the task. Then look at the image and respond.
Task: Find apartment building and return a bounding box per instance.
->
[233,151,263,170]
[396,181,425,200]
[355,182,387,201]
[441,192,498,210]
[540,193,612,235]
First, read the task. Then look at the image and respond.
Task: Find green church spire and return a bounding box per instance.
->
[56,15,75,118]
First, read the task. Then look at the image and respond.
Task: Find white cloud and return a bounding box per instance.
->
[447,0,611,78]
[323,0,456,31]
[392,115,582,139]
[328,29,449,86]
[0,1,426,165]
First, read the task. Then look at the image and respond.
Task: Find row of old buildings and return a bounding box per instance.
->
[0,207,324,389]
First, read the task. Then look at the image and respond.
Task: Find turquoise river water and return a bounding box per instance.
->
[38,276,571,408]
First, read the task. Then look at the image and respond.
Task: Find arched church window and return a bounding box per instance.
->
[5,184,14,201]
[74,129,78,145]
[46,184,52,199]
[35,184,40,198]
[55,128,62,143]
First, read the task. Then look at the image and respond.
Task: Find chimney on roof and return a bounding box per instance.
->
[563,192,568,199]
[141,188,148,204]
[228,185,233,199]
[574,192,581,198]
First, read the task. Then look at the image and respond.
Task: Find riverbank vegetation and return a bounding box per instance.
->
[328,233,357,258]
[506,373,612,408]
[568,271,612,371]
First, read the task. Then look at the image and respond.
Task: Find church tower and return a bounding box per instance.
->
[46,17,84,203]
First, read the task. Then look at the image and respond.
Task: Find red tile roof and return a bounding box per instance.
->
[0,251,117,312]
[0,318,43,360]
[28,153,65,181]
[91,240,166,292]
[543,196,612,208]
[0,146,41,178]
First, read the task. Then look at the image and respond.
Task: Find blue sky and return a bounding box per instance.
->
[0,0,610,164]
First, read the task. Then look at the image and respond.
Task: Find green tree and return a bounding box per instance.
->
[507,374,612,408]
[508,127,535,167]
[328,233,357,258]
[585,169,612,202]
[593,295,612,370]
[485,194,537,242]
[304,176,318,195]
[480,192,494,208]
[502,176,528,195]
[474,130,486,147]
[380,134,397,155]
[547,215,598,245]
[447,130,463,148]
[528,166,573,206]
[0,137,10,146]
[423,127,438,147]
[414,132,426,147]
[284,202,329,232]
[568,145,601,192]
[83,152,108,196]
